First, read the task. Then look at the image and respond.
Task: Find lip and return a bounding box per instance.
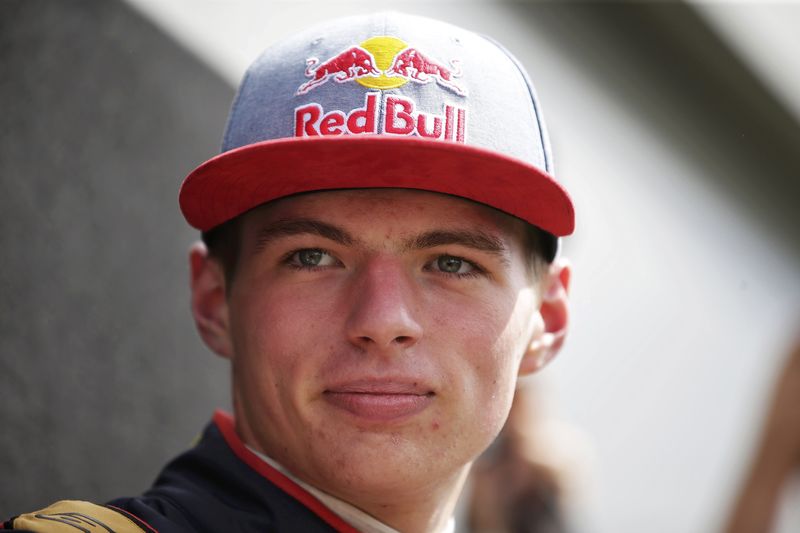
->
[324,379,434,423]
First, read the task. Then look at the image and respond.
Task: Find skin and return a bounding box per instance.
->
[190,189,570,533]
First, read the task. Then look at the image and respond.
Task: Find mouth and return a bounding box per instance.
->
[323,380,435,423]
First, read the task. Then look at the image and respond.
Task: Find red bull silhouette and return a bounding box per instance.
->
[387,47,466,96]
[296,46,381,95]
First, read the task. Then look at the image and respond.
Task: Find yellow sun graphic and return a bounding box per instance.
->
[356,36,409,90]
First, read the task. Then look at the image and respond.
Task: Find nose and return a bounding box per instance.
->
[345,257,423,351]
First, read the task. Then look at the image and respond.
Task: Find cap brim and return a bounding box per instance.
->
[179,136,574,236]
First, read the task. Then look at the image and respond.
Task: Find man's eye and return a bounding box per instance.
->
[289,249,337,268]
[434,255,477,275]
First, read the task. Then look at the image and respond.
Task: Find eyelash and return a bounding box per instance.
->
[282,248,340,271]
[281,248,487,279]
[424,255,486,279]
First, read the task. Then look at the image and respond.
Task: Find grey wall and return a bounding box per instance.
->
[0,0,233,513]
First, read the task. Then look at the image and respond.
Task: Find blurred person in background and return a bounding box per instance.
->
[725,334,800,533]
[468,382,588,533]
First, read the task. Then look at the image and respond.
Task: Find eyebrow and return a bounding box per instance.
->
[252,219,510,264]
[404,230,510,264]
[253,219,356,253]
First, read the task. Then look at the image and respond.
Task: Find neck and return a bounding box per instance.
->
[350,465,470,533]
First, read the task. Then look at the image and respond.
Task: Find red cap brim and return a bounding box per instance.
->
[179,136,574,236]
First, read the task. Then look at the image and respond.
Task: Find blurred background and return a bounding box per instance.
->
[1,1,799,531]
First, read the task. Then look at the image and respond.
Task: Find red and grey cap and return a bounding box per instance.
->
[179,12,574,247]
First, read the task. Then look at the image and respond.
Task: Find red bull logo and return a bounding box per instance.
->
[294,36,468,143]
[295,92,466,143]
[296,36,466,96]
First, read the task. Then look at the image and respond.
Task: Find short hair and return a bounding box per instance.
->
[201,216,241,287]
[202,214,555,288]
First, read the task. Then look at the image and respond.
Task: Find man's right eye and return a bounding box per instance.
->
[286,248,338,268]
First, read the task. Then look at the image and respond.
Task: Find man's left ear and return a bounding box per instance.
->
[519,258,571,376]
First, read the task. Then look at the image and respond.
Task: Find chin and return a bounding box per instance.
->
[309,429,475,497]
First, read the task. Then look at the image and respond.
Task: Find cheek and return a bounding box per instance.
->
[451,291,531,373]
[444,289,538,434]
[229,284,331,399]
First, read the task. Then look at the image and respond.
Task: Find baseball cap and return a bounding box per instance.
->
[179,12,574,254]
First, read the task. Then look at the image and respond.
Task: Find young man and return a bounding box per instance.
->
[4,12,573,533]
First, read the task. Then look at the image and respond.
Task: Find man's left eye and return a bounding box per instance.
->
[434,255,475,275]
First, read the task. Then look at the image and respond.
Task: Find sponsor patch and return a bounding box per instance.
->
[12,500,146,532]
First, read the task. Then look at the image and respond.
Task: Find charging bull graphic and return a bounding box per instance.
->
[296,46,381,95]
[386,47,465,96]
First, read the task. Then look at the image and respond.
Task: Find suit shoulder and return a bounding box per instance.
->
[4,500,152,532]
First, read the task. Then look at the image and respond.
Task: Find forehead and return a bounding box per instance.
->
[239,188,529,246]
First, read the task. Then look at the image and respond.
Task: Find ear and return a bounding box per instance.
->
[189,241,234,359]
[519,258,571,376]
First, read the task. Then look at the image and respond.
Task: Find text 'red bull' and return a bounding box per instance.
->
[295,93,466,142]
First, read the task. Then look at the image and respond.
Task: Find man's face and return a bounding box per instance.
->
[212,189,548,503]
